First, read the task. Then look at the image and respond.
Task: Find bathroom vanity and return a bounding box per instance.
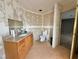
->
[3,32,33,59]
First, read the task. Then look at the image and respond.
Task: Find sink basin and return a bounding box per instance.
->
[19,34,27,37]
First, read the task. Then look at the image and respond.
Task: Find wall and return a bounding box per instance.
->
[0,0,43,40]
[43,12,53,39]
[23,12,42,40]
[61,9,75,19]
[52,3,61,48]
[0,0,9,36]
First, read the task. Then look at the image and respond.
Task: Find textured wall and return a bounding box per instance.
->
[0,0,43,40]
[0,0,75,40]
[0,0,9,36]
[43,12,53,39]
[52,3,61,48]
[23,11,42,40]
[62,9,75,19]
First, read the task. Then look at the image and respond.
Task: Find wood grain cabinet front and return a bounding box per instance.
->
[18,39,26,59]
[4,34,33,59]
[25,34,33,55]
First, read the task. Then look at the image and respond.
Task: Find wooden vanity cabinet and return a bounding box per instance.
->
[17,38,26,59]
[4,34,33,59]
[4,41,19,59]
[25,34,33,54]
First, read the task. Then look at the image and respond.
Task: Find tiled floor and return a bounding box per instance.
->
[0,41,70,59]
[26,41,70,59]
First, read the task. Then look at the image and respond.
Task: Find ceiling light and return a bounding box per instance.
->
[39,10,43,12]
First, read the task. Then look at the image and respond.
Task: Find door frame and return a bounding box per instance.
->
[70,7,78,59]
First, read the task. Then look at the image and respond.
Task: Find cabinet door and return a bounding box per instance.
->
[27,34,33,47]
[4,41,18,59]
[18,39,26,59]
[29,34,33,46]
[25,34,33,54]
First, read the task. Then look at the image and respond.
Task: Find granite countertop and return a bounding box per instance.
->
[3,32,32,42]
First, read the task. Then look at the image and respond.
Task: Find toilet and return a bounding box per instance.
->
[40,30,48,42]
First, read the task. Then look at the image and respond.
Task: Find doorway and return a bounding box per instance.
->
[60,9,76,49]
[60,18,74,49]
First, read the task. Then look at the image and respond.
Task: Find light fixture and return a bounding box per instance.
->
[39,10,42,12]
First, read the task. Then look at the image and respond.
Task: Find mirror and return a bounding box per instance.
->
[8,19,23,35]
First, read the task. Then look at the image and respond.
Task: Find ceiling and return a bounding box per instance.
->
[18,0,76,15]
